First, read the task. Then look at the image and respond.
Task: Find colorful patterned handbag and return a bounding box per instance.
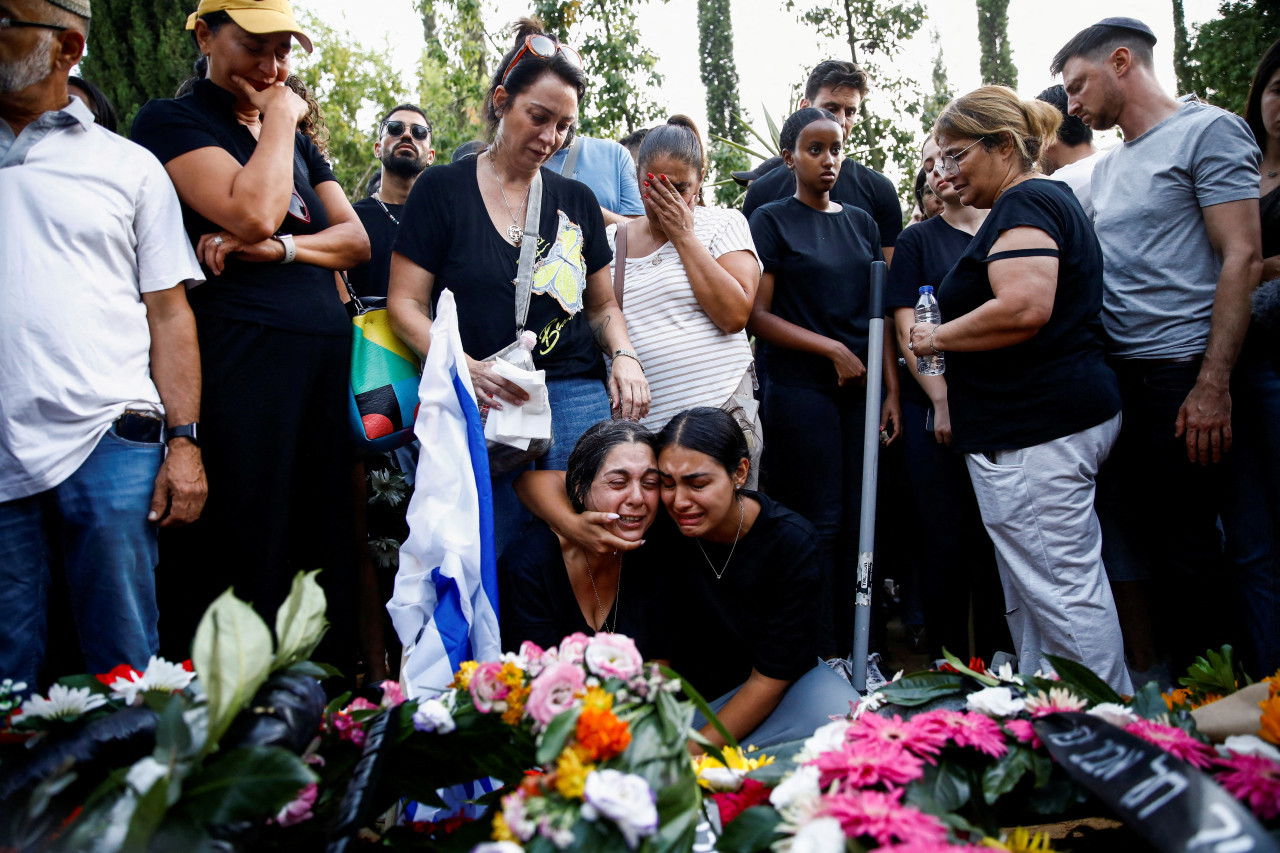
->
[344,273,421,452]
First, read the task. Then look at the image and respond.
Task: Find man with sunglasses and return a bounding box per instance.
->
[1,0,206,693]
[348,104,434,299]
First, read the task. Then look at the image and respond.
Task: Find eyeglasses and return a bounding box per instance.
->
[288,188,310,224]
[0,16,69,32]
[381,120,431,141]
[933,138,984,177]
[500,34,583,87]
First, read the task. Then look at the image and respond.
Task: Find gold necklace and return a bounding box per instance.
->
[582,552,622,633]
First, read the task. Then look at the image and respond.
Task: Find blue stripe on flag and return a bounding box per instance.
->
[429,568,472,672]
[451,369,499,616]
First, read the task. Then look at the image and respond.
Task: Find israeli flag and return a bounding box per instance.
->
[388,288,502,697]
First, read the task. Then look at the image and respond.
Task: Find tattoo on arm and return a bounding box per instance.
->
[591,313,612,353]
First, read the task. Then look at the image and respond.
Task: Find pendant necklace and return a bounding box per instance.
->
[372,192,399,226]
[696,493,744,580]
[583,552,622,633]
[488,148,531,245]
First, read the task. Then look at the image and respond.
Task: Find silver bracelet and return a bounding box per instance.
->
[612,349,644,373]
[929,326,943,354]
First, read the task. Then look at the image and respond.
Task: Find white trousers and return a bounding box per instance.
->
[966,413,1132,695]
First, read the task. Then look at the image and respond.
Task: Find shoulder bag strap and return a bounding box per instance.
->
[559,136,581,179]
[514,168,543,332]
[339,271,364,314]
[612,221,628,311]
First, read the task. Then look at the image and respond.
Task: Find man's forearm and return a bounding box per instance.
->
[1199,254,1262,385]
[146,292,202,425]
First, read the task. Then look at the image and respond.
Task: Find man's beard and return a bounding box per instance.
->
[0,32,55,95]
[381,149,428,178]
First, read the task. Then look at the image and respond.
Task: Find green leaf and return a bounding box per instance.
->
[285,660,342,680]
[930,761,971,812]
[761,104,782,150]
[191,588,275,754]
[1042,654,1122,706]
[178,746,315,826]
[708,132,770,161]
[536,707,583,766]
[661,665,740,751]
[941,648,998,686]
[876,672,966,706]
[715,805,783,853]
[121,778,169,853]
[154,693,194,762]
[272,570,329,671]
[981,745,1033,804]
[1130,680,1171,720]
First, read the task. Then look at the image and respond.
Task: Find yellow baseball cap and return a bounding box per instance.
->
[185,0,313,53]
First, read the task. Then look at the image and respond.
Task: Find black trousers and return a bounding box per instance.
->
[158,315,357,670]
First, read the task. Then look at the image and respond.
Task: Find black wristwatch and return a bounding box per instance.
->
[167,423,200,447]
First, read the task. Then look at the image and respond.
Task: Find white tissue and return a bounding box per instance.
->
[485,358,552,450]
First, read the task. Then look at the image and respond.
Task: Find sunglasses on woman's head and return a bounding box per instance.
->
[382,120,431,141]
[501,34,583,87]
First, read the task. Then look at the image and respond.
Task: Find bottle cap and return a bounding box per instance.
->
[919,285,934,294]
[519,330,538,349]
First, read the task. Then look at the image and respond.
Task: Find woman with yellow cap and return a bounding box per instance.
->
[131,0,369,667]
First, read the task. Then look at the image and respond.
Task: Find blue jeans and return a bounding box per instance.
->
[492,376,611,560]
[0,429,163,689]
[692,663,860,748]
[1098,357,1280,673]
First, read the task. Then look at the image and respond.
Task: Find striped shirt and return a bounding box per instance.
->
[608,207,761,429]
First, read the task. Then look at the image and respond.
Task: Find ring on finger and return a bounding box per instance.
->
[213,236,225,246]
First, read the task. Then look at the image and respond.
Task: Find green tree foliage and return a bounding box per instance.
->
[920,28,953,134]
[1188,1,1280,113]
[531,0,667,139]
[976,0,1017,89]
[79,0,195,134]
[785,0,926,206]
[1172,0,1200,96]
[698,0,749,205]
[416,0,492,159]
[294,13,409,200]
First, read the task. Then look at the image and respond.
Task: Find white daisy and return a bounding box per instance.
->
[19,684,107,721]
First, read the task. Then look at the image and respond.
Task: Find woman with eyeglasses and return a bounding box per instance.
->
[131,0,369,665]
[907,87,1128,691]
[389,18,649,556]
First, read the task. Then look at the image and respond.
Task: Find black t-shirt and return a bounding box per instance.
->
[649,493,820,700]
[499,520,669,660]
[348,197,403,299]
[886,216,974,407]
[742,157,903,248]
[131,80,348,336]
[750,197,884,389]
[937,179,1120,453]
[1261,186,1280,259]
[394,157,611,380]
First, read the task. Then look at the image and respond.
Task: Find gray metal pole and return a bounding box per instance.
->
[851,260,887,693]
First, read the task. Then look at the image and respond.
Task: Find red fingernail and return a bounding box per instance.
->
[643,181,649,187]
[660,174,666,180]
[644,194,649,199]
[647,173,654,179]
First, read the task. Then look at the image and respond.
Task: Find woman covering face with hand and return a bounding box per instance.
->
[500,421,667,658]
[131,0,370,662]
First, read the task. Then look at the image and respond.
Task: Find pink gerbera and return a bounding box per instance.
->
[1003,719,1042,750]
[1023,687,1088,718]
[808,738,926,790]
[1213,752,1280,820]
[1124,719,1216,770]
[821,787,949,847]
[847,713,947,761]
[912,710,1009,758]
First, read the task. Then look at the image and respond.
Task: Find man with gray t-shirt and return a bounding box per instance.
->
[1054,18,1276,677]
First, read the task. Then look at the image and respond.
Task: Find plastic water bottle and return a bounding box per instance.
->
[915,286,945,376]
[492,329,538,372]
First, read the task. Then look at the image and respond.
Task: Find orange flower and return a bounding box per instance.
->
[575,705,631,762]
[1260,690,1280,746]
[502,683,531,726]
[1163,688,1192,711]
[451,661,479,691]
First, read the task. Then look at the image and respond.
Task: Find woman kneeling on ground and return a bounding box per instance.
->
[516,407,858,748]
[500,420,668,658]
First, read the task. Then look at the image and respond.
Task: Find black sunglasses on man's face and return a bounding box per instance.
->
[381,120,431,141]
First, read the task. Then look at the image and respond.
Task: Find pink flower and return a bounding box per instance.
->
[1124,719,1216,770]
[912,710,1008,758]
[332,697,378,746]
[558,632,591,666]
[274,782,318,826]
[525,661,585,727]
[1003,719,1042,749]
[821,787,948,847]
[1023,686,1087,718]
[469,662,512,714]
[584,633,644,681]
[1214,751,1280,820]
[847,713,947,761]
[519,641,549,676]
[808,738,925,790]
[378,680,406,708]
